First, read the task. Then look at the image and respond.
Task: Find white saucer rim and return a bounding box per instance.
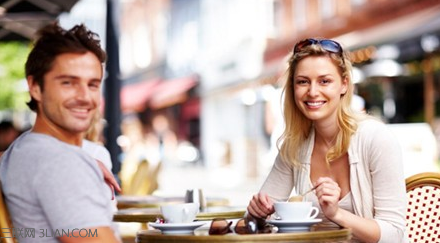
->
[277,227,310,233]
[266,218,322,224]
[148,221,206,229]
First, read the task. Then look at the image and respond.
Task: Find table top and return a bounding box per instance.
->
[136,225,352,243]
[113,206,246,223]
[116,195,230,209]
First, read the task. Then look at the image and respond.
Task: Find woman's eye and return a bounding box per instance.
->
[296,79,308,85]
[321,79,331,84]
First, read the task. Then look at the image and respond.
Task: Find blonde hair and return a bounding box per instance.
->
[278,42,365,166]
[85,111,105,143]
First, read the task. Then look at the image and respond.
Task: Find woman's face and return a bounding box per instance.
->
[293,55,347,124]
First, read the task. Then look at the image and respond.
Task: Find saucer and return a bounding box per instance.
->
[266,218,322,233]
[148,221,206,235]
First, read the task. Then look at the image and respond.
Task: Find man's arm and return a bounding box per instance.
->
[59,227,121,243]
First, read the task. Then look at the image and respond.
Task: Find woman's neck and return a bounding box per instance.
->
[314,123,339,148]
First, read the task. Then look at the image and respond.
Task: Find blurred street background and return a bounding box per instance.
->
[2,0,440,209]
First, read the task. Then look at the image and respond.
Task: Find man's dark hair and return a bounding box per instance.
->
[25,22,107,111]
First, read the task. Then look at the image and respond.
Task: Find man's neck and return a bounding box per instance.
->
[32,117,82,146]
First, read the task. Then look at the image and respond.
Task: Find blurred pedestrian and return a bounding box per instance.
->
[0,120,20,157]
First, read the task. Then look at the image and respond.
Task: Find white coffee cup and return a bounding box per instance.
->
[274,201,319,221]
[160,203,199,223]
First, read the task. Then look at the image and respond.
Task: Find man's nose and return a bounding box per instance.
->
[76,84,92,101]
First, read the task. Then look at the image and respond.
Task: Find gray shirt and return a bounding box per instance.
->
[0,132,117,242]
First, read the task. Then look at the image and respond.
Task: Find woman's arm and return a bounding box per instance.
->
[259,154,295,202]
[247,155,295,219]
[365,123,407,242]
[315,177,381,243]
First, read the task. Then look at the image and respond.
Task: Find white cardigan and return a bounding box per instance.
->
[260,119,408,242]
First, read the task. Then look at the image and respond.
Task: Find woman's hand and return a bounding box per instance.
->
[96,160,122,199]
[314,177,341,220]
[247,192,275,219]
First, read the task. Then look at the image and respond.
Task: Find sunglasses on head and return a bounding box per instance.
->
[294,38,343,56]
[208,217,273,235]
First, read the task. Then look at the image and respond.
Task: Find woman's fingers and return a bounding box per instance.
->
[258,193,272,210]
[314,177,341,203]
[96,160,122,194]
[314,177,341,219]
[247,193,274,219]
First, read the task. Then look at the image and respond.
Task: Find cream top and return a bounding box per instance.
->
[259,119,408,243]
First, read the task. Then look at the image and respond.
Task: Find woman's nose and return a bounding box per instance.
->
[308,83,319,96]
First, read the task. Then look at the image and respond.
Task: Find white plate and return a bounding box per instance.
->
[148,221,206,235]
[266,218,322,233]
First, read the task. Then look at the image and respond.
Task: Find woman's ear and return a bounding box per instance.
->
[28,76,42,102]
[340,77,348,95]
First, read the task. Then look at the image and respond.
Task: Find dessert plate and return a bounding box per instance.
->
[266,218,322,233]
[148,221,206,235]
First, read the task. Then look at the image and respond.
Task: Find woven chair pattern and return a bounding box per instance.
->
[1,181,16,243]
[406,172,440,243]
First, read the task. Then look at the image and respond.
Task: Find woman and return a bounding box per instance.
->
[247,38,408,243]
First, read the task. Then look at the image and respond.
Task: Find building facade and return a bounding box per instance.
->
[117,0,440,178]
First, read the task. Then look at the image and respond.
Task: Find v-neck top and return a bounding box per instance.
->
[258,119,408,242]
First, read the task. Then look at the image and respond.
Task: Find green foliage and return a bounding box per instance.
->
[0,42,31,110]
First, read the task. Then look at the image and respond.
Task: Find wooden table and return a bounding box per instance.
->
[113,206,246,223]
[136,225,352,243]
[116,195,230,210]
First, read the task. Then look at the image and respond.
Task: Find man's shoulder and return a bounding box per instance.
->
[7,132,95,169]
[12,131,63,150]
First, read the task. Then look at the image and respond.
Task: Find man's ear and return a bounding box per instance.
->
[27,76,42,102]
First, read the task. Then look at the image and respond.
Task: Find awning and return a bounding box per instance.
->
[0,0,79,41]
[335,5,440,50]
[120,79,161,113]
[149,76,198,109]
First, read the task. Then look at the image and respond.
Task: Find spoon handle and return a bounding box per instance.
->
[301,184,318,197]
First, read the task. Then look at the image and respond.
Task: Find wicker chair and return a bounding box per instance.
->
[0,181,16,243]
[405,172,440,243]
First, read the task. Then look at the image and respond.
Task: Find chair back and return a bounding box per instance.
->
[128,159,150,195]
[125,160,162,196]
[0,181,16,243]
[406,172,440,243]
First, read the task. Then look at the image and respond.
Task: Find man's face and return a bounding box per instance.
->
[29,52,103,138]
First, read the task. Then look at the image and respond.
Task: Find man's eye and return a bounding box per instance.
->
[89,82,100,88]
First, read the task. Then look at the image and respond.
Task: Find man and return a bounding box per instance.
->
[0,22,121,242]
